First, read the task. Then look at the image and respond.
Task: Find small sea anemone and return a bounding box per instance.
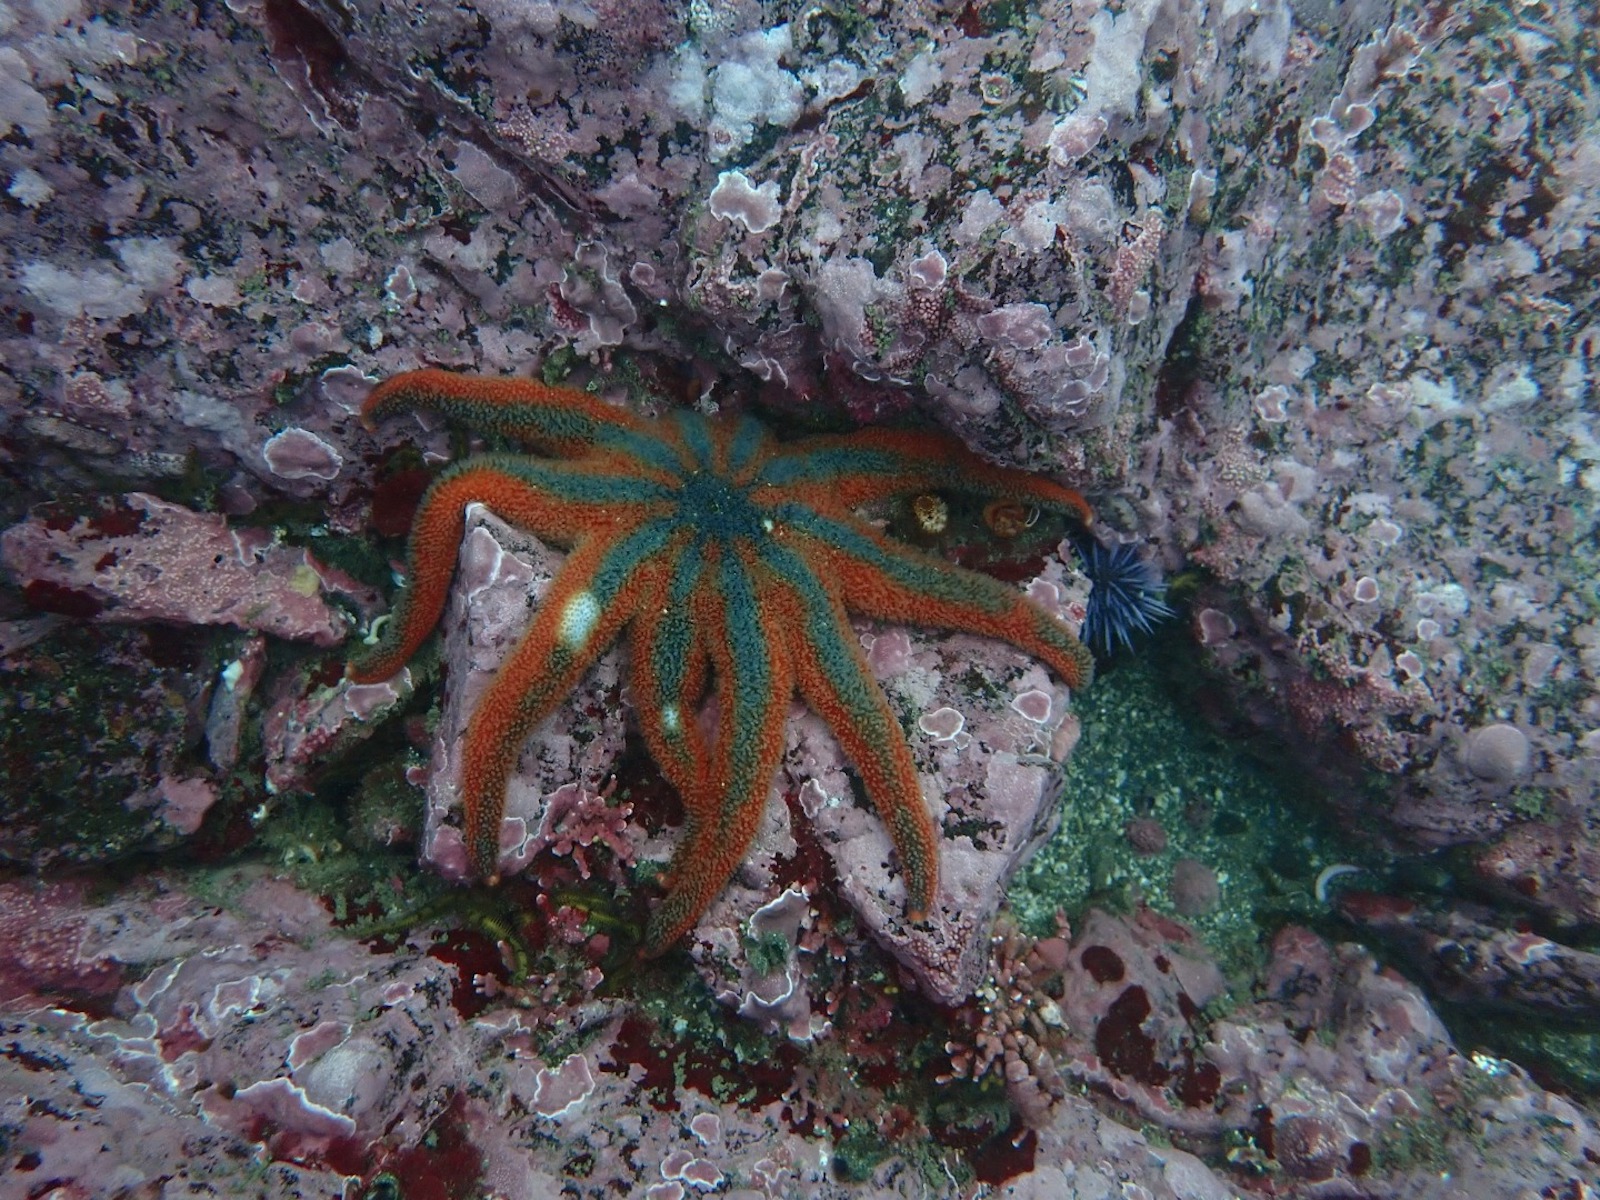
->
[906,492,949,540]
[1070,532,1174,655]
[982,499,1037,540]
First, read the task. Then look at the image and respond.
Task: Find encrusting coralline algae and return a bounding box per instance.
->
[1,0,1598,1195]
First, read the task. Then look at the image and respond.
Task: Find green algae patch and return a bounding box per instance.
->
[1009,641,1371,982]
[0,623,226,869]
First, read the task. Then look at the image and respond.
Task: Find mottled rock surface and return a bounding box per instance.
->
[6,872,1596,1198]
[2,0,1598,1192]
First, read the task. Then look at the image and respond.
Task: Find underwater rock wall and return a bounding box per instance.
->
[1,0,1598,1194]
[3,0,1594,878]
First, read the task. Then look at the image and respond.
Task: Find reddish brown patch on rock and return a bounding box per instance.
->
[22,579,105,618]
[1276,1114,1343,1181]
[1095,985,1166,1086]
[969,1123,1036,1185]
[1080,944,1125,984]
[370,467,432,539]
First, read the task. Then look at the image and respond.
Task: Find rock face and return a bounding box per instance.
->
[2,0,1600,1192]
[3,0,1593,875]
[4,873,1595,1198]
[0,493,357,645]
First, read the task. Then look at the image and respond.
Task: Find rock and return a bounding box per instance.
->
[0,493,360,646]
[1463,722,1532,782]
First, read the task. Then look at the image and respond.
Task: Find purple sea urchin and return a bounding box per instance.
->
[1071,533,1174,655]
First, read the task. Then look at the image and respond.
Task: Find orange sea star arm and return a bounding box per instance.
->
[624,537,713,798]
[348,456,675,683]
[783,508,1094,693]
[752,428,1094,526]
[643,547,796,954]
[361,368,656,455]
[762,542,940,921]
[457,522,676,881]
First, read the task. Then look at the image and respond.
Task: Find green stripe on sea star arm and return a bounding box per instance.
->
[761,541,939,920]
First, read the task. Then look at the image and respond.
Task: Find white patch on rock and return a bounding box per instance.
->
[262,428,343,481]
[708,169,782,234]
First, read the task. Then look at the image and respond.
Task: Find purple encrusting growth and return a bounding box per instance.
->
[3,871,1596,1196]
[1070,530,1175,655]
[0,0,1590,854]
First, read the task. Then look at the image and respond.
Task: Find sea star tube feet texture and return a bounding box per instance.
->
[349,368,1095,955]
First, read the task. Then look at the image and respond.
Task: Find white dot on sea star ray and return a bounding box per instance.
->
[559,591,602,648]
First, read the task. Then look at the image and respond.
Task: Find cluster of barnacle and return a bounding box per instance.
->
[937,912,1074,1127]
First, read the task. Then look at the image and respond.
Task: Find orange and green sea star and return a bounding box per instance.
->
[349,368,1096,954]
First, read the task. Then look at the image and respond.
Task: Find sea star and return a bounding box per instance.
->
[350,368,1096,953]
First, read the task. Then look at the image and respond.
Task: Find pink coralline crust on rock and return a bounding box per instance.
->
[262,426,344,480]
[1195,607,1236,646]
[556,241,638,355]
[286,1019,349,1072]
[707,168,782,234]
[262,666,413,795]
[0,494,348,646]
[688,1111,721,1146]
[1010,687,1054,723]
[227,1077,357,1140]
[864,626,915,675]
[0,3,1589,890]
[0,879,126,1009]
[0,868,477,1191]
[1117,13,1599,859]
[916,705,966,743]
[989,906,1600,1194]
[1473,821,1600,927]
[660,1146,723,1190]
[1054,908,1226,1112]
[0,1,1596,1190]
[5,867,1597,1198]
[696,886,819,1041]
[147,773,219,835]
[530,1052,597,1119]
[975,302,1055,350]
[1046,113,1108,164]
